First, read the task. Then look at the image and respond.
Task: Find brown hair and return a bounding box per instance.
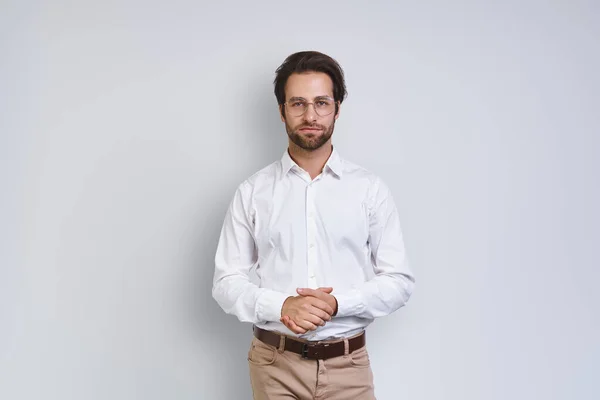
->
[274,51,347,117]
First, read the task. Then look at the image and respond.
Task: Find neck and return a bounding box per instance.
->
[287,141,333,180]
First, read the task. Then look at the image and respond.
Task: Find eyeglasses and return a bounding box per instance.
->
[283,97,337,117]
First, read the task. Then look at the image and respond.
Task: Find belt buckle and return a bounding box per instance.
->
[301,343,309,359]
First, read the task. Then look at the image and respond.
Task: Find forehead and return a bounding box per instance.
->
[285,72,333,99]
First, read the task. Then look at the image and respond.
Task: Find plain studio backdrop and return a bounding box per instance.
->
[1,1,599,399]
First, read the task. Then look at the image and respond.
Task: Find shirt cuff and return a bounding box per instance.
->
[255,289,290,323]
[333,289,366,318]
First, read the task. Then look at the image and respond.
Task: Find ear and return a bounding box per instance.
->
[279,104,286,122]
[334,101,341,120]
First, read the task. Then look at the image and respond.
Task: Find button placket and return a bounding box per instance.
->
[306,183,317,288]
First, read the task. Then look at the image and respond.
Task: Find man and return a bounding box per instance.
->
[212,51,415,399]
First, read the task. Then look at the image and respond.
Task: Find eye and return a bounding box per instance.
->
[291,101,305,107]
[316,101,327,107]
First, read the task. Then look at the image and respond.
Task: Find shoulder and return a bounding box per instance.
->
[339,157,397,212]
[236,160,280,195]
[340,157,389,192]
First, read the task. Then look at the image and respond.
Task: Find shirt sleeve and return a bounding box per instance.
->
[334,178,415,319]
[212,182,290,324]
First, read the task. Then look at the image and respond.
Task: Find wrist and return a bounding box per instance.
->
[281,296,293,317]
[332,296,338,316]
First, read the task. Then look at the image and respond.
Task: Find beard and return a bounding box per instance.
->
[285,119,335,151]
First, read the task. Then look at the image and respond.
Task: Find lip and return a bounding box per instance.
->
[299,128,322,132]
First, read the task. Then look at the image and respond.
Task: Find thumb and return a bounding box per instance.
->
[317,287,333,294]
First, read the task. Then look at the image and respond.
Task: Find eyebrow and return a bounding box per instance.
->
[288,95,334,102]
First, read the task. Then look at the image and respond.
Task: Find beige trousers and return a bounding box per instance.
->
[247,335,376,400]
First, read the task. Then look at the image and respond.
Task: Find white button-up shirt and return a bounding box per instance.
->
[212,148,415,340]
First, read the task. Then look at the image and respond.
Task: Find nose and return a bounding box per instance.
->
[303,103,318,122]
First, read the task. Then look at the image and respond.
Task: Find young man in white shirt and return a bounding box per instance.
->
[213,51,415,399]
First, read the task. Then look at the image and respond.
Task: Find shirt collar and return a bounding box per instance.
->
[280,149,297,177]
[280,147,343,179]
[324,147,343,178]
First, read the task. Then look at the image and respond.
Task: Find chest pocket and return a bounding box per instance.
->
[319,199,369,248]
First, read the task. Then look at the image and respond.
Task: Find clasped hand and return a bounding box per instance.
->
[280,287,338,334]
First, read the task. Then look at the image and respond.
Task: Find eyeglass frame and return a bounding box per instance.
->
[282,96,340,117]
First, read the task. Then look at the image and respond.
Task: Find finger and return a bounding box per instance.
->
[298,288,328,300]
[297,287,332,295]
[295,318,318,331]
[317,287,334,294]
[301,311,327,327]
[282,316,304,334]
[282,315,303,334]
[287,318,308,334]
[301,300,331,321]
[308,305,332,322]
[306,297,334,316]
[280,316,290,328]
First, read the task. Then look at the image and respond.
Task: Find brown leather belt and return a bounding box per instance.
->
[253,326,365,360]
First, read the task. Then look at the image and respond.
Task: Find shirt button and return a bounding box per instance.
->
[308,243,315,249]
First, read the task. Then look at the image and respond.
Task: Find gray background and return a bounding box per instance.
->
[1,1,599,399]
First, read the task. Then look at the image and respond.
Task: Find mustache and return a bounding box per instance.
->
[296,124,326,130]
